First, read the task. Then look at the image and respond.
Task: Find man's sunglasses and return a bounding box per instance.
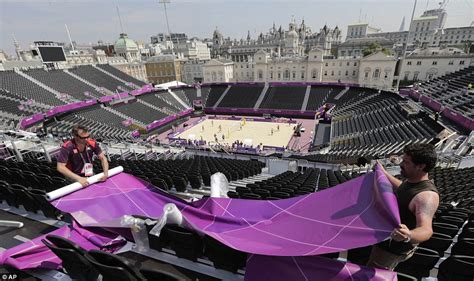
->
[75,134,90,140]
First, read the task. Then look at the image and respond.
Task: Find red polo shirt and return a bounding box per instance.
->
[57,139,102,176]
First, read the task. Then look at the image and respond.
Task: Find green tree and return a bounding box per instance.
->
[362,42,392,57]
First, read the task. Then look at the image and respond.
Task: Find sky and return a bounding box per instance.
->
[0,0,473,56]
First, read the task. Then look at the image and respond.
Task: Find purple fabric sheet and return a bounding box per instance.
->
[0,165,399,277]
[47,164,398,256]
[245,255,396,281]
[0,221,125,270]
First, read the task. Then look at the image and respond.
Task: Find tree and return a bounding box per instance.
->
[362,42,392,57]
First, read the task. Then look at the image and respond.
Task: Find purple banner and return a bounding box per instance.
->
[245,255,396,281]
[131,130,141,138]
[420,96,442,112]
[130,85,154,96]
[145,109,194,132]
[20,113,45,129]
[205,107,317,118]
[46,99,97,118]
[398,88,411,96]
[442,108,474,131]
[98,92,130,103]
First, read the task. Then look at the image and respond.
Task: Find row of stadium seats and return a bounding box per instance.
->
[24,68,102,101]
[41,234,184,281]
[69,65,134,93]
[96,64,147,87]
[108,156,265,192]
[415,65,474,118]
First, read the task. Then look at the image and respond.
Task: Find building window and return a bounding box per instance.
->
[270,71,273,79]
[432,61,437,65]
[448,60,454,65]
[312,69,317,79]
[352,70,357,76]
[325,62,328,67]
[407,61,412,65]
[460,60,465,65]
[413,72,419,81]
[301,71,305,79]
[364,71,369,79]
[416,61,422,65]
[354,62,357,66]
[292,71,296,79]
[283,69,290,80]
[324,71,328,76]
[331,71,334,76]
[345,70,349,76]
[373,68,380,79]
[258,70,263,80]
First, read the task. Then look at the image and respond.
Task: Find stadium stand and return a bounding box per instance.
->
[96,64,147,87]
[259,85,307,110]
[23,69,102,100]
[69,65,134,92]
[217,84,265,108]
[415,66,474,118]
[204,85,228,107]
[111,101,168,124]
[0,70,65,106]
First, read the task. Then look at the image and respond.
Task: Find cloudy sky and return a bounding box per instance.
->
[1,0,472,56]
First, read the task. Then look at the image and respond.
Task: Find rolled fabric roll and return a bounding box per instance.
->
[46,166,124,201]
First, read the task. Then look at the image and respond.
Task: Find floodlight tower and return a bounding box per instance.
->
[395,0,418,92]
[159,0,175,46]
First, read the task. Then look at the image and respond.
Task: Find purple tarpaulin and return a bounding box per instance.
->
[0,165,399,279]
[48,164,398,256]
[0,221,125,270]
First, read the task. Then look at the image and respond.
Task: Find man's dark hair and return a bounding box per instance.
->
[403,143,437,173]
[71,125,89,137]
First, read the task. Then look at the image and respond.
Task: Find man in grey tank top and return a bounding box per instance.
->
[367,143,439,270]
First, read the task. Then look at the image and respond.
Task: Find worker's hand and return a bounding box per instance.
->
[391,224,411,242]
[373,160,383,171]
[78,177,89,187]
[99,174,108,182]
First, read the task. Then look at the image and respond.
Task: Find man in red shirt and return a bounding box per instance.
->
[57,125,109,187]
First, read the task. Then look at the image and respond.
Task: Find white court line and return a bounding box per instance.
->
[13,235,31,243]
[292,257,309,281]
[202,199,232,231]
[209,198,236,218]
[342,263,355,281]
[303,194,376,256]
[109,177,151,217]
[217,194,313,235]
[266,200,391,233]
[54,190,139,206]
[238,217,346,251]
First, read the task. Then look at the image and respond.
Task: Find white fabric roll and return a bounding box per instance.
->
[46,166,124,201]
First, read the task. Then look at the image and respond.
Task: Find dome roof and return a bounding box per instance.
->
[115,33,138,50]
[288,29,298,38]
